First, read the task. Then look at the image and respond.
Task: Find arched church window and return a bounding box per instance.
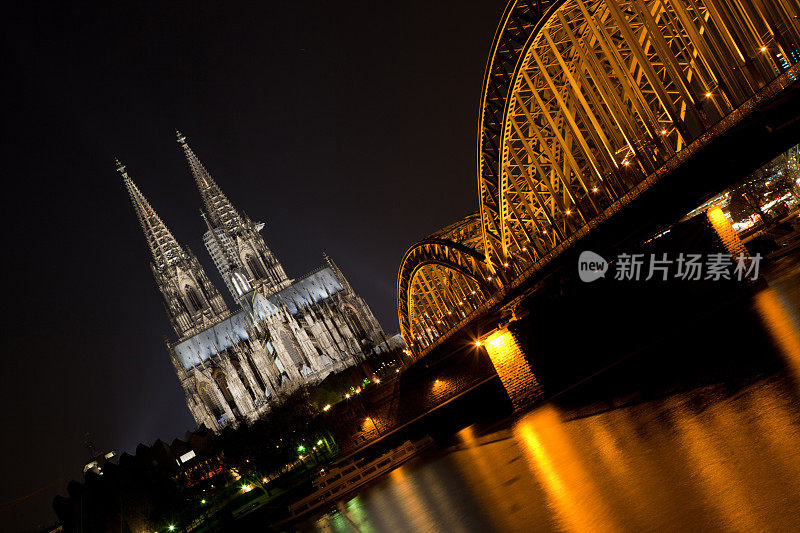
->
[243,351,266,393]
[345,305,367,339]
[231,272,249,296]
[185,285,204,312]
[280,331,304,365]
[213,371,234,403]
[246,255,267,280]
[198,382,223,419]
[230,357,255,401]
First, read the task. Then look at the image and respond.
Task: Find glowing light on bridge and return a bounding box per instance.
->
[707,206,748,257]
[482,329,541,410]
[398,0,800,356]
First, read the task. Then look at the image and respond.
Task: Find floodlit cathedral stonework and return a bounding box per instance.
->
[118,132,386,432]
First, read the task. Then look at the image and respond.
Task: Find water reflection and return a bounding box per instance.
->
[755,284,800,383]
[300,267,800,532]
[301,373,800,533]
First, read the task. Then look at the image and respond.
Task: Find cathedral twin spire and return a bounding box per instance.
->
[120,131,287,336]
[119,131,245,272]
[116,159,184,271]
[119,154,230,338]
[177,130,243,233]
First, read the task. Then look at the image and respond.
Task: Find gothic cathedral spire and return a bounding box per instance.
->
[117,159,229,338]
[176,131,242,232]
[117,159,183,270]
[175,131,290,297]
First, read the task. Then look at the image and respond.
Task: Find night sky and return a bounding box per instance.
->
[2,1,508,529]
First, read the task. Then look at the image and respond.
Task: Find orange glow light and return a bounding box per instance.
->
[707,206,747,256]
[484,329,541,409]
[486,330,512,353]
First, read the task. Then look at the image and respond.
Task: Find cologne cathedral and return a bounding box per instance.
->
[118,132,386,432]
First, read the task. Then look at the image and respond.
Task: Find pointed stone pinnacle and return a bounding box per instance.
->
[200,209,213,230]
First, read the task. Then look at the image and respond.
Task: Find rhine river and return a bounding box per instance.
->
[298,256,800,532]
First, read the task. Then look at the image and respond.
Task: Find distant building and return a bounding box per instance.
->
[55,427,222,532]
[82,436,116,477]
[118,132,386,431]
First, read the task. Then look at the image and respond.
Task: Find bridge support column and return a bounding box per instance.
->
[482,327,541,411]
[707,206,748,257]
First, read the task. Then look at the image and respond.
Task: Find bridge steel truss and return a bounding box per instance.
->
[399,0,800,353]
[397,214,503,347]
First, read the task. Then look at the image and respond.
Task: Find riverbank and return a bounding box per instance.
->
[231,250,799,530]
[294,252,800,531]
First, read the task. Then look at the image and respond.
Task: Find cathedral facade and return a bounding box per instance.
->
[119,132,386,432]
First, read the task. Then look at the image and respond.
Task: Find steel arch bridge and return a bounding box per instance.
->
[399,0,800,353]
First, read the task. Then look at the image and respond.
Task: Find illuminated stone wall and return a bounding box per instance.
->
[707,206,748,257]
[483,328,541,411]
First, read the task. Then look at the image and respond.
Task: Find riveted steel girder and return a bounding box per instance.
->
[400,0,800,355]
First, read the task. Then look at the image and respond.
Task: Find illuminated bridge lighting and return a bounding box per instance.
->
[482,329,541,409]
[707,206,748,257]
[397,0,800,358]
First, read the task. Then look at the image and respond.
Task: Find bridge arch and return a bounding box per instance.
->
[397,214,503,349]
[480,0,800,265]
[401,0,800,354]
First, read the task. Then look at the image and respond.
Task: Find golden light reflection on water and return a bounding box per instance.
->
[449,425,550,531]
[384,463,440,532]
[579,415,657,526]
[755,286,800,382]
[669,400,766,532]
[302,273,800,532]
[304,377,800,533]
[515,406,620,533]
[416,462,471,530]
[749,383,800,483]
[585,408,694,529]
